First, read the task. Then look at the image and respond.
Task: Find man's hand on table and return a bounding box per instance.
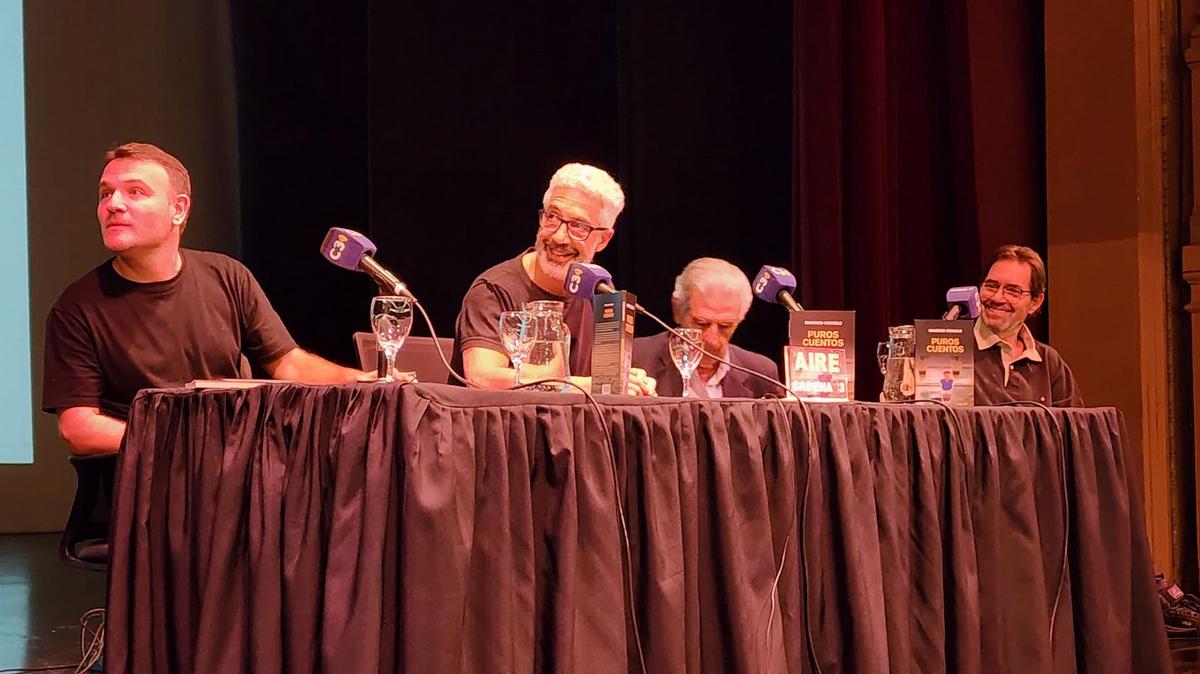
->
[355,369,419,384]
[627,367,657,397]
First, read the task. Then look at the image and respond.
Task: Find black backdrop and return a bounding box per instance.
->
[230,0,793,374]
[228,0,1043,398]
[366,0,793,368]
[229,0,373,367]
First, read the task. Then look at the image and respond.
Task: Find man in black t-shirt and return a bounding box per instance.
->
[43,142,386,455]
[451,163,656,395]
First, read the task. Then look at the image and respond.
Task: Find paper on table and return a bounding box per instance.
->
[185,378,281,389]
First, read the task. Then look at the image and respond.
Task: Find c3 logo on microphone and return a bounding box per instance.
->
[567,268,582,295]
[329,235,348,261]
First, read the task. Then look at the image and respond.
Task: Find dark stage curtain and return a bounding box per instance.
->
[225,0,1046,401]
[364,1,794,370]
[227,0,374,367]
[106,384,1169,673]
[793,0,1046,397]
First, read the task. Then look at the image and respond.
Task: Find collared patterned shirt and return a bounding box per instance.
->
[973,319,1042,387]
[972,318,1084,407]
[692,361,732,399]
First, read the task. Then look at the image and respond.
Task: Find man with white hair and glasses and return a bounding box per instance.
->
[450,162,656,395]
[973,244,1083,406]
[633,257,783,398]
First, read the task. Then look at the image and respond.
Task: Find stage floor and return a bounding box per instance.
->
[0,533,105,672]
[0,531,1195,673]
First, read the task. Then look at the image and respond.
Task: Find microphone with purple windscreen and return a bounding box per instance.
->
[752,265,804,312]
[319,227,411,297]
[942,286,980,320]
[564,262,617,298]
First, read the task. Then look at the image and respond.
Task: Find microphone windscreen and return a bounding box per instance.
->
[565,262,614,299]
[752,265,798,305]
[320,228,378,271]
[945,286,980,319]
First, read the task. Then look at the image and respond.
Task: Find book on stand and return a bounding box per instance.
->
[784,311,855,401]
[913,319,974,406]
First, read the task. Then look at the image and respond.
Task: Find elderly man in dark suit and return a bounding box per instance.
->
[633,258,783,398]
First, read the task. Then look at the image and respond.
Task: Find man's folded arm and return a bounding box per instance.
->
[57,406,125,455]
[463,345,524,389]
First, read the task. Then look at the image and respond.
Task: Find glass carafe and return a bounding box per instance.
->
[876,324,916,402]
[521,300,572,390]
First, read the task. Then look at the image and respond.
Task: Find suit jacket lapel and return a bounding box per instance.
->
[719,348,753,397]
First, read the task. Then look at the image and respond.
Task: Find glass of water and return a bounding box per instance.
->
[370,296,413,383]
[499,310,535,387]
[669,327,703,398]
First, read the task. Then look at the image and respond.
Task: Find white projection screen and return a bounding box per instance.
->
[0,0,34,464]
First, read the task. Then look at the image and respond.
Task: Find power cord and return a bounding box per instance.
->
[894,398,970,463]
[409,297,473,388]
[412,295,793,400]
[633,304,792,397]
[408,298,647,673]
[410,297,1072,664]
[635,298,826,672]
[410,295,823,672]
[902,397,1068,647]
[755,395,822,674]
[0,607,105,674]
[74,608,104,674]
[512,377,648,674]
[999,401,1069,647]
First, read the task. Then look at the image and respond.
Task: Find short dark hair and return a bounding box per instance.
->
[986,244,1046,297]
[104,142,191,197]
[104,142,192,230]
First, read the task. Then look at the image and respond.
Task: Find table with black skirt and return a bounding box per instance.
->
[104,382,1172,673]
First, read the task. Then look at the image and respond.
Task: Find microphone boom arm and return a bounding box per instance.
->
[780,294,804,313]
[632,303,792,398]
[360,256,410,297]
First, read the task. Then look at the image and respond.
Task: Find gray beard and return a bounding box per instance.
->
[535,251,570,283]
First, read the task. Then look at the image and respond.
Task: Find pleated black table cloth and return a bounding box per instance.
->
[105,382,1171,673]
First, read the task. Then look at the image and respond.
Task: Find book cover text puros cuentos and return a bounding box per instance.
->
[784,311,855,402]
[914,319,975,407]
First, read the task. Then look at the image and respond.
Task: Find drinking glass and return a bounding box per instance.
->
[370,296,413,383]
[669,328,703,398]
[499,310,535,387]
